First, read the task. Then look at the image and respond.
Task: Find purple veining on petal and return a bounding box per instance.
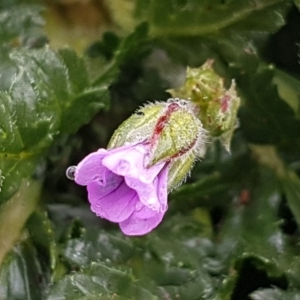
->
[86,170,123,206]
[88,179,137,223]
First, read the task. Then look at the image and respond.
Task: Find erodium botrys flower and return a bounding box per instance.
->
[66,99,207,236]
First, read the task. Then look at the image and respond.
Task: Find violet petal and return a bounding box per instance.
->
[102,146,141,177]
[119,211,165,236]
[132,204,157,218]
[125,177,160,211]
[137,161,165,184]
[87,177,137,223]
[75,149,107,186]
[125,164,168,212]
[87,170,123,206]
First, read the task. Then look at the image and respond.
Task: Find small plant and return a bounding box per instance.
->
[0,1,300,299]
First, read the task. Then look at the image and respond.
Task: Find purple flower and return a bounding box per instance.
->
[74,142,168,236]
[68,99,207,236]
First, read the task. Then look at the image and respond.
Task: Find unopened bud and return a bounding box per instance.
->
[168,60,240,151]
[108,99,207,189]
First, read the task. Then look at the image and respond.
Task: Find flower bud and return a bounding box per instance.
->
[108,98,207,189]
[168,60,240,151]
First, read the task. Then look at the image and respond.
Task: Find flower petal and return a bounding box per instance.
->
[133,204,157,218]
[125,177,160,211]
[87,176,137,223]
[125,164,168,212]
[119,210,165,236]
[87,170,123,205]
[102,144,145,177]
[75,149,107,186]
[137,161,165,184]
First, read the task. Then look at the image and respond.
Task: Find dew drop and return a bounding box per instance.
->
[147,197,159,211]
[135,111,145,116]
[66,166,76,180]
[139,174,147,182]
[179,99,188,106]
[167,98,176,103]
[148,197,156,205]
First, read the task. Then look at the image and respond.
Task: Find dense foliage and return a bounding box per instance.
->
[1,0,300,299]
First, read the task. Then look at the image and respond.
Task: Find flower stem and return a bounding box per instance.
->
[0,179,42,267]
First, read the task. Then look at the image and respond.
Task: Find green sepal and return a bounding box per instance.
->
[167,153,195,190]
[149,107,202,166]
[108,102,165,148]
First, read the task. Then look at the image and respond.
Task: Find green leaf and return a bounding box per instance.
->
[0,241,45,300]
[238,64,300,147]
[0,46,108,202]
[294,0,300,11]
[0,2,46,91]
[0,179,42,267]
[91,22,150,86]
[149,0,290,36]
[61,226,134,268]
[48,211,219,299]
[130,213,218,299]
[280,170,300,229]
[47,263,156,300]
[0,3,44,44]
[108,0,291,36]
[171,172,228,203]
[215,166,300,294]
[250,288,300,300]
[26,210,58,273]
[273,68,300,117]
